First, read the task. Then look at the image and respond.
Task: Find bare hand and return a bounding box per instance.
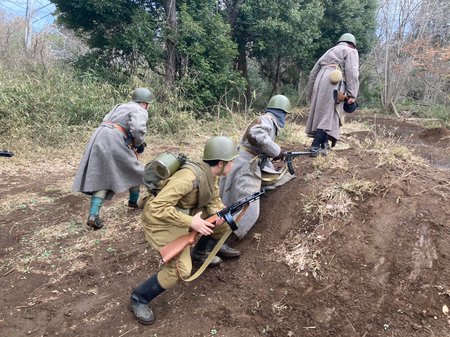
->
[347,97,355,104]
[190,212,215,236]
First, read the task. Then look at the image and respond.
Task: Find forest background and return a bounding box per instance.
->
[0,0,448,151]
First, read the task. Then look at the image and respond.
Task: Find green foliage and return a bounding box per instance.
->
[51,0,163,71]
[0,64,127,145]
[315,0,378,58]
[176,1,245,110]
[234,0,323,92]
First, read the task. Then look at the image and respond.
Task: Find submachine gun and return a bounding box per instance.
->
[283,151,313,174]
[260,151,312,175]
[159,190,265,263]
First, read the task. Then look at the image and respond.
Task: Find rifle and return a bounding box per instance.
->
[0,150,14,157]
[159,190,265,263]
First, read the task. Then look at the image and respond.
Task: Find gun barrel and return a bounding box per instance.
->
[285,151,313,156]
[220,190,265,216]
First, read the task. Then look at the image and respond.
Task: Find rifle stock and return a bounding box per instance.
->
[159,214,219,263]
[158,191,264,264]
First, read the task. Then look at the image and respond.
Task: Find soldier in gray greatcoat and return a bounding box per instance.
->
[219,95,295,241]
[72,88,153,229]
[305,33,360,156]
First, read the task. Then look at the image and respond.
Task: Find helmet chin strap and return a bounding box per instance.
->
[218,161,228,176]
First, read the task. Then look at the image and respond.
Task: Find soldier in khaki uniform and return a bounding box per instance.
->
[130,136,240,325]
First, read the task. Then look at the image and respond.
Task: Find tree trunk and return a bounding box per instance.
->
[163,0,177,86]
[271,55,281,96]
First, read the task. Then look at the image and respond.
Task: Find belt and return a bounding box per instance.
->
[323,63,338,68]
[240,145,259,156]
[101,122,127,137]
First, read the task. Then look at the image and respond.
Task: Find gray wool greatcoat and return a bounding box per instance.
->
[305,42,359,140]
[219,113,294,239]
[72,101,148,200]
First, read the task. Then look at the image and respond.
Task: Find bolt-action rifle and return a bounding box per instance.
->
[0,150,14,157]
[159,190,265,263]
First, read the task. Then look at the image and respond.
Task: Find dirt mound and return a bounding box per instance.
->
[1,117,449,337]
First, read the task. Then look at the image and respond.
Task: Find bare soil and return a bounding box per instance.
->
[1,115,449,337]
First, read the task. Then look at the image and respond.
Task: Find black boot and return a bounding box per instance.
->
[87,214,103,230]
[191,236,222,267]
[310,129,328,157]
[218,242,241,258]
[130,274,165,325]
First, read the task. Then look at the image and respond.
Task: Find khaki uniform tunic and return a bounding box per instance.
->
[142,161,227,289]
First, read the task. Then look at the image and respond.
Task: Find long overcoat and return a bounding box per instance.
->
[72,101,148,199]
[220,113,294,239]
[305,42,359,140]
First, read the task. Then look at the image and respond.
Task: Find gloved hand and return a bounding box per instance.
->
[273,150,284,161]
[135,142,146,154]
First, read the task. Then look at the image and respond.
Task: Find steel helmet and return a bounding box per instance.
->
[203,136,239,161]
[266,95,291,114]
[338,33,356,46]
[132,87,153,103]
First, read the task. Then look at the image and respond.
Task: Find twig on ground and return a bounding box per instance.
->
[118,326,138,337]
[3,268,16,276]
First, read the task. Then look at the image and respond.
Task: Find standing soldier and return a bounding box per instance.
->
[72,87,152,229]
[305,33,360,155]
[219,95,295,240]
[130,136,240,325]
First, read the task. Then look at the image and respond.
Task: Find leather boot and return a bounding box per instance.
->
[87,214,103,230]
[218,242,241,258]
[191,236,222,267]
[130,273,165,325]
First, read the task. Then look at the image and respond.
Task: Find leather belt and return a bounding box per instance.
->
[240,145,259,156]
[101,122,127,137]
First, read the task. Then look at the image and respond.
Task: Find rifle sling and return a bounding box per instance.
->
[178,226,233,282]
[177,205,249,282]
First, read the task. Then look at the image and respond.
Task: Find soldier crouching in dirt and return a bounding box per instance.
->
[130,136,241,325]
[72,88,152,230]
[305,33,360,156]
[219,95,295,241]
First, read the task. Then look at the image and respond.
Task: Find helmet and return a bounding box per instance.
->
[132,87,153,103]
[266,95,291,114]
[338,33,356,46]
[203,136,239,161]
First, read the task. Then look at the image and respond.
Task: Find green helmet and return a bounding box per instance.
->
[203,136,239,161]
[266,95,291,114]
[132,87,153,103]
[338,33,356,46]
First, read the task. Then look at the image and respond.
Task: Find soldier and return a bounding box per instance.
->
[72,87,152,229]
[305,33,360,156]
[130,136,240,325]
[219,95,295,240]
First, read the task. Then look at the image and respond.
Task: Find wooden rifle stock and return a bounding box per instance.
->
[158,190,264,264]
[159,214,219,263]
